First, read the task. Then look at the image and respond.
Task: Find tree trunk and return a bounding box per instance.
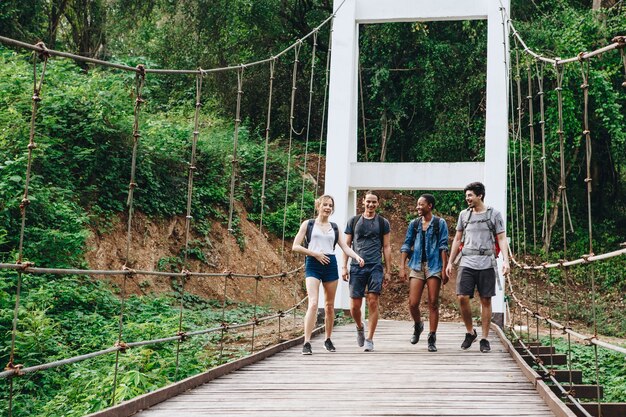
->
[380,112,393,162]
[542,145,580,253]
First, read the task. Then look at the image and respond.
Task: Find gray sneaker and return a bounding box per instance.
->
[364,339,374,352]
[356,326,365,347]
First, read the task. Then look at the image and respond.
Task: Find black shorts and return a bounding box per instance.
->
[456,267,496,298]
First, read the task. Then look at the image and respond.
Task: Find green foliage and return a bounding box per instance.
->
[359,20,487,162]
[0,273,274,417]
[540,336,626,402]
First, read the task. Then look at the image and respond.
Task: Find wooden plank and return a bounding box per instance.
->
[491,324,577,417]
[567,403,626,417]
[543,370,583,384]
[549,384,603,400]
[523,353,568,366]
[126,321,563,417]
[83,327,326,417]
[516,346,557,355]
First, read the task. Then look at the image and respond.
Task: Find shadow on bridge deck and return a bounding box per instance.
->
[100,321,564,417]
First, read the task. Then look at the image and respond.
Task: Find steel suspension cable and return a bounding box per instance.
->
[280,43,303,270]
[299,32,319,223]
[526,63,537,251]
[315,20,334,200]
[0,0,348,76]
[16,46,48,263]
[221,67,245,359]
[534,62,549,248]
[579,56,603,416]
[510,56,521,254]
[502,6,517,254]
[112,66,146,406]
[499,4,625,65]
[260,58,277,337]
[6,43,50,417]
[174,72,205,379]
[514,44,528,255]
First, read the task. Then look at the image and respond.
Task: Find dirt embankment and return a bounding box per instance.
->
[85,205,304,310]
[84,187,464,323]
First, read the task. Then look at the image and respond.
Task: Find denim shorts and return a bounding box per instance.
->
[456,266,496,298]
[305,255,339,282]
[349,263,384,298]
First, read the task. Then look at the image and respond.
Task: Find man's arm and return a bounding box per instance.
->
[342,234,353,281]
[446,230,463,277]
[497,232,510,275]
[382,232,392,286]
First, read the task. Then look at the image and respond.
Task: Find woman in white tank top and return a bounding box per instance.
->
[292,195,364,355]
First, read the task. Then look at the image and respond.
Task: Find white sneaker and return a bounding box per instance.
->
[364,339,374,352]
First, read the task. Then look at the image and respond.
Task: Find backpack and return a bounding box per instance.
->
[458,207,500,257]
[408,216,440,260]
[350,214,386,247]
[303,219,339,250]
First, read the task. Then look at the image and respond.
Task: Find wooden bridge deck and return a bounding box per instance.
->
[134,320,557,417]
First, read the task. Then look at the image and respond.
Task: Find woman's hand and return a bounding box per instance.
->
[314,252,330,265]
[355,256,365,267]
[398,265,407,281]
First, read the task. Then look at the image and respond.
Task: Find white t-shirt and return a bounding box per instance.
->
[307,222,336,254]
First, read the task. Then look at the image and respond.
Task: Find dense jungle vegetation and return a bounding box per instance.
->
[1,0,625,415]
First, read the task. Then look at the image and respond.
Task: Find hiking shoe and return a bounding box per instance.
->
[356,326,365,347]
[410,321,424,344]
[324,338,336,352]
[480,338,491,353]
[302,342,312,355]
[461,329,478,350]
[427,332,437,352]
[364,339,374,352]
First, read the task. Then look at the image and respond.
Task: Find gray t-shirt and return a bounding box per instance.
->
[345,214,390,265]
[456,207,505,270]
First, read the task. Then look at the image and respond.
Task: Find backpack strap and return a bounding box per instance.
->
[349,215,361,248]
[460,208,473,244]
[304,219,339,250]
[303,219,315,248]
[377,214,386,246]
[330,222,339,249]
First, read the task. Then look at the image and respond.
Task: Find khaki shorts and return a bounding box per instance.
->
[409,262,442,281]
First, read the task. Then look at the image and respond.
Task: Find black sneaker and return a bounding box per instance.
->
[427,332,437,352]
[324,338,336,352]
[461,329,477,350]
[302,342,312,355]
[410,321,424,344]
[479,338,491,353]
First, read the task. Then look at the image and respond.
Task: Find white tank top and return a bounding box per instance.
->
[307,222,335,254]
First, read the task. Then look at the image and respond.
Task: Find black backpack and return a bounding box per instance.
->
[303,219,339,249]
[349,214,386,246]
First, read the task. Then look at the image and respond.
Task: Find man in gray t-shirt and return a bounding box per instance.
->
[446,182,510,353]
[342,191,391,352]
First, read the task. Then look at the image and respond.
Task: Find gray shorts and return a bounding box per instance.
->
[456,267,496,298]
[409,262,441,281]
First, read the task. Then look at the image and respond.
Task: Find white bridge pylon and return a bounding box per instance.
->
[322,0,510,319]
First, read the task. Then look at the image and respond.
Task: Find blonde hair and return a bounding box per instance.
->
[315,194,335,214]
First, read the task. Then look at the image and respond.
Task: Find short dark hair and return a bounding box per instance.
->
[464,182,485,201]
[363,190,379,201]
[420,193,436,210]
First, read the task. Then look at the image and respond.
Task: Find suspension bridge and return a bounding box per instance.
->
[1,0,626,416]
